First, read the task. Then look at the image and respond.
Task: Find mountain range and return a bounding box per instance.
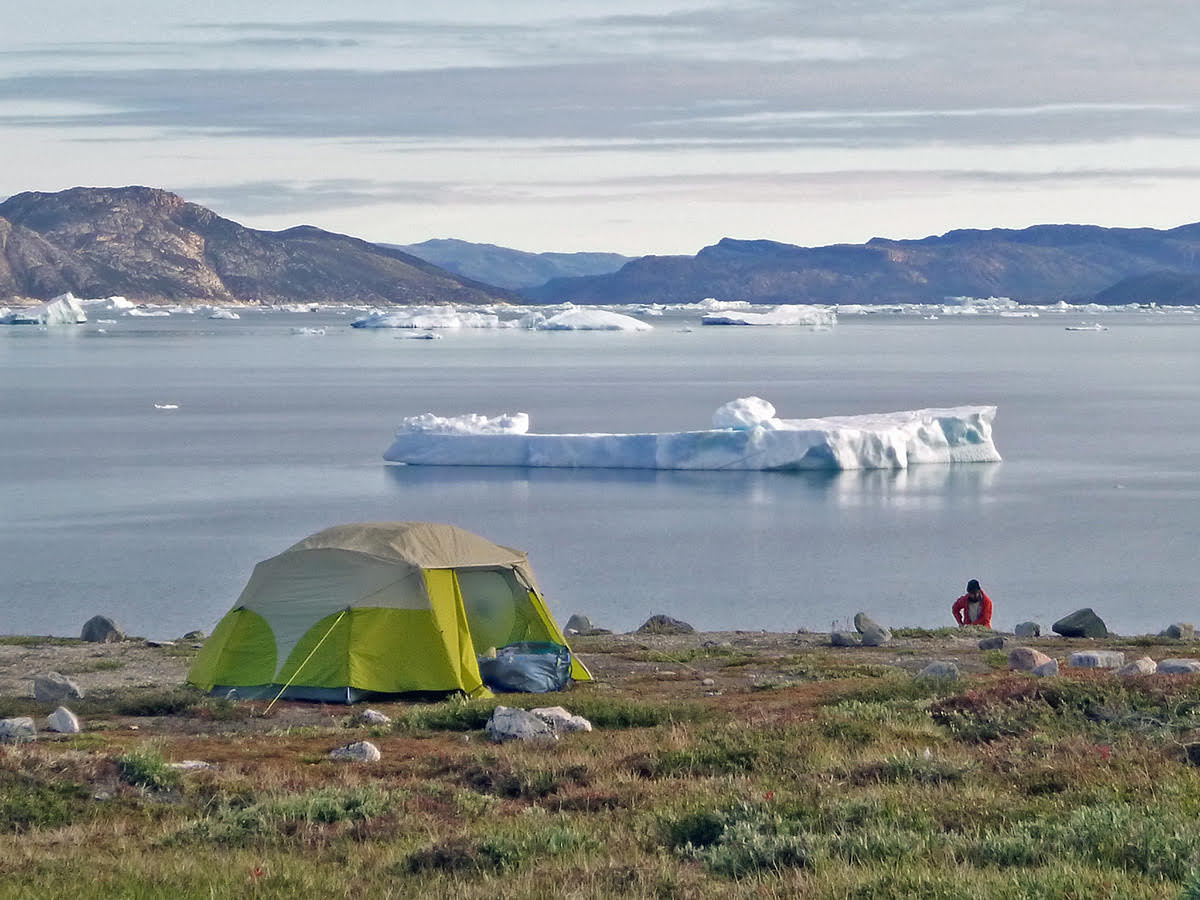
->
[0,187,518,306]
[2,186,1199,306]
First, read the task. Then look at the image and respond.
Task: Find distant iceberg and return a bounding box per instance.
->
[0,292,87,325]
[701,305,836,327]
[384,397,1001,471]
[351,305,502,329]
[520,308,652,331]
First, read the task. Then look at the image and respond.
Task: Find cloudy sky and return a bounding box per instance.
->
[2,1,1199,254]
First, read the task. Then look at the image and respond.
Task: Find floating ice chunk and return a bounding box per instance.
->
[521,309,652,331]
[384,399,1000,471]
[291,327,325,335]
[154,404,179,410]
[0,292,87,325]
[1065,322,1109,331]
[351,305,500,329]
[126,308,170,317]
[79,296,134,311]
[701,305,836,327]
[207,308,240,320]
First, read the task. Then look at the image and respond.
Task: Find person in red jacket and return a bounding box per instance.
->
[952,579,993,628]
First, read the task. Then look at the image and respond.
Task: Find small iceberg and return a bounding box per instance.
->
[351,305,501,329]
[520,308,652,331]
[0,292,87,325]
[701,305,836,327]
[1065,322,1109,331]
[384,397,1001,471]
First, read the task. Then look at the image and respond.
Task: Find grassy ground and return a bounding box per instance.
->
[3,629,1200,898]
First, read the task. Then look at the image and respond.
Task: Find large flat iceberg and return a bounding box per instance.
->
[383,397,1001,471]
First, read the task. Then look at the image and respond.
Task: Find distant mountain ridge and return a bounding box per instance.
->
[524,225,1200,305]
[0,186,518,305]
[392,238,631,290]
[4,186,1199,307]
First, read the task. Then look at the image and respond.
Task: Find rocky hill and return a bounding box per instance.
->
[524,224,1200,305]
[0,187,519,305]
[392,238,630,290]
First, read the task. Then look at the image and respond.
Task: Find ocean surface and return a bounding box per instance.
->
[2,306,1199,639]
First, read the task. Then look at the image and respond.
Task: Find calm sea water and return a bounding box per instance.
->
[2,308,1199,638]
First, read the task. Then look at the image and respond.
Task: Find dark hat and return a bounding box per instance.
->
[967,579,981,593]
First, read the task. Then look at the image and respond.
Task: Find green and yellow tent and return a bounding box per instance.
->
[188,522,590,702]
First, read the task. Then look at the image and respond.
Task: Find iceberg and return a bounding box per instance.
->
[0,292,87,325]
[383,397,1001,471]
[701,305,836,327]
[351,305,502,329]
[520,308,652,331]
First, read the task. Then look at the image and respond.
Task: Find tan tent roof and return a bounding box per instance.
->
[285,522,531,571]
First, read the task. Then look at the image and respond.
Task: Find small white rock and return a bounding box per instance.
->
[329,740,381,762]
[45,707,81,734]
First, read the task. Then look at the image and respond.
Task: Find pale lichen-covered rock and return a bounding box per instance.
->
[1069,650,1126,669]
[486,706,557,743]
[33,672,84,703]
[1014,622,1041,638]
[917,661,960,680]
[1116,657,1157,677]
[1009,647,1053,671]
[0,717,36,743]
[358,709,391,727]
[45,707,81,734]
[531,706,592,734]
[329,741,381,762]
[1158,659,1200,675]
[1033,659,1060,677]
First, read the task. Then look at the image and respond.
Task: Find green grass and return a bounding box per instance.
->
[9,638,1200,898]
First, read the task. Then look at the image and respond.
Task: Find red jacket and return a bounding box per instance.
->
[952,591,993,627]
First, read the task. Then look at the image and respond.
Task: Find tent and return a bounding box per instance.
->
[187,522,590,702]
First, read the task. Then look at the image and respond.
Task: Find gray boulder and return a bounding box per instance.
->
[978,636,1005,650]
[81,615,124,643]
[1117,657,1157,677]
[636,615,694,635]
[0,717,36,744]
[1069,650,1126,669]
[33,672,84,703]
[1052,608,1108,638]
[1158,659,1200,675]
[1161,623,1195,640]
[485,706,558,743]
[854,612,884,633]
[831,631,861,647]
[531,706,592,734]
[46,707,81,734]
[1009,647,1054,671]
[860,625,893,647]
[329,741,381,762]
[357,709,391,727]
[1033,659,1060,677]
[565,614,593,635]
[917,661,960,680]
[1014,622,1041,638]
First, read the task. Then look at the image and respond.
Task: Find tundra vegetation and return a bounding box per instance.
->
[3,628,1200,898]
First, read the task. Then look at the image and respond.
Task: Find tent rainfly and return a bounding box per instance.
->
[187,522,590,702]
